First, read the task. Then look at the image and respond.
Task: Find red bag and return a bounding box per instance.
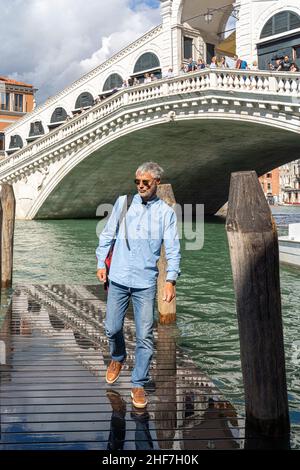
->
[105,245,114,272]
[104,243,114,291]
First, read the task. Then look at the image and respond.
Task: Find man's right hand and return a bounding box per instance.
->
[96,268,107,283]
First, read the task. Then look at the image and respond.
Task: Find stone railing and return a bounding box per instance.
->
[213,69,300,94]
[1,68,300,177]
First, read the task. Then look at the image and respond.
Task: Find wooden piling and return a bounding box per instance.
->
[225,171,290,438]
[0,195,2,291]
[157,184,177,324]
[0,184,15,288]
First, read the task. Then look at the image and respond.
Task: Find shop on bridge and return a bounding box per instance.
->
[257,10,300,70]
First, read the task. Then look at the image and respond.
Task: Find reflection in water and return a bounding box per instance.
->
[106,390,126,451]
[182,398,241,450]
[244,420,290,450]
[27,299,41,314]
[48,313,66,330]
[106,390,154,451]
[0,303,12,365]
[184,392,195,418]
[73,331,97,350]
[132,410,154,451]
[0,285,245,450]
[155,324,177,449]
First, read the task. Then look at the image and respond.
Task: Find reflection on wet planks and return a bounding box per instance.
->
[0,284,245,450]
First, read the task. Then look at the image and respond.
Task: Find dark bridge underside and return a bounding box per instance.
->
[36,120,300,219]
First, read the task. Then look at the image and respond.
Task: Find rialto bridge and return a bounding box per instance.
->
[2,0,300,218]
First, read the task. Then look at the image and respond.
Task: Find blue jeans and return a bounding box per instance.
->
[105,280,156,388]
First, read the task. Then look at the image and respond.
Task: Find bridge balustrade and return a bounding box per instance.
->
[1,68,300,178]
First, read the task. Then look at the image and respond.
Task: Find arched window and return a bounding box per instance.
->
[51,107,68,123]
[261,11,300,39]
[133,52,160,74]
[9,135,23,149]
[29,121,44,137]
[75,92,94,110]
[103,73,123,92]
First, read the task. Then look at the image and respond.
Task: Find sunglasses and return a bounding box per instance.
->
[134,178,155,187]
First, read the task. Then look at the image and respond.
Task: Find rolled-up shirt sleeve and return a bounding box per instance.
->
[163,210,181,281]
[96,197,122,269]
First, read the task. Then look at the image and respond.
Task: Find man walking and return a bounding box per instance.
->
[96,162,181,408]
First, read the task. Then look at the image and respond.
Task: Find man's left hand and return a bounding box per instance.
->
[163,282,176,303]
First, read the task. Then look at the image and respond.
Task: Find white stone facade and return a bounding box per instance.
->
[237,0,300,64]
[280,159,300,204]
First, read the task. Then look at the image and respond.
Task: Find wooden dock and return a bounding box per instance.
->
[0,284,245,450]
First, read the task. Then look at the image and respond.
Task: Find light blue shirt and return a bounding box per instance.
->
[96,193,181,288]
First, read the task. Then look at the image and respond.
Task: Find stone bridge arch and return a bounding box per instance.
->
[4,69,300,219]
[25,113,300,219]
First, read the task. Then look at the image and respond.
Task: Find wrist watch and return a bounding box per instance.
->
[166,280,176,286]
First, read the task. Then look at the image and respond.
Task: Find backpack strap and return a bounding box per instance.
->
[127,194,134,211]
[116,194,134,250]
[124,194,134,250]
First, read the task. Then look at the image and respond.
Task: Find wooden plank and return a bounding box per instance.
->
[0,390,224,398]
[0,438,243,451]
[0,431,244,442]
[0,414,244,425]
[0,422,246,433]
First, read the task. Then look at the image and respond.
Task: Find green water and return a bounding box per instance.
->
[10,208,300,448]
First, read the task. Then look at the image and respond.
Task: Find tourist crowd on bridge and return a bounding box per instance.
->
[104,54,299,91]
[71,54,299,115]
[177,54,299,74]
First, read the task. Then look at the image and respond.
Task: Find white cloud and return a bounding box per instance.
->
[0,0,160,103]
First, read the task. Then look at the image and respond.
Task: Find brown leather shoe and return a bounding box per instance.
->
[131,387,148,408]
[106,360,123,384]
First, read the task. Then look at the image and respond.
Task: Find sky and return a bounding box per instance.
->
[0,0,161,103]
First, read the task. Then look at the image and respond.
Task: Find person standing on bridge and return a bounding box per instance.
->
[96,162,181,409]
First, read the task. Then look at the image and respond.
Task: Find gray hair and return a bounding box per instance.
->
[136,162,164,179]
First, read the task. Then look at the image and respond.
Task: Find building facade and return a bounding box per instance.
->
[259,168,280,204]
[162,0,300,71]
[280,160,300,204]
[0,76,35,157]
[236,0,300,68]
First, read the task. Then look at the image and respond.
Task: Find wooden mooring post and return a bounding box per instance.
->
[0,184,15,288]
[225,171,290,440]
[157,184,177,325]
